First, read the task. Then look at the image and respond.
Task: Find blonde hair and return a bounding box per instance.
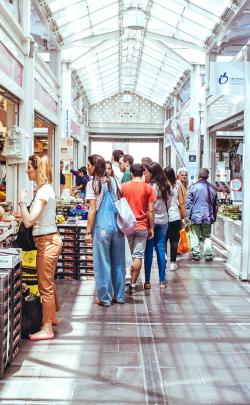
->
[33,155,52,186]
[177,167,188,176]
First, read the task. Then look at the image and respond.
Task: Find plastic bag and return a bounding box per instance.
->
[177,228,191,254]
[114,197,137,235]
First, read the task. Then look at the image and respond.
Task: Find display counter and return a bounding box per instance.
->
[212,214,242,278]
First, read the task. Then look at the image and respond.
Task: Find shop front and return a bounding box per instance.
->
[34,113,55,161]
[209,113,244,278]
[0,88,20,203]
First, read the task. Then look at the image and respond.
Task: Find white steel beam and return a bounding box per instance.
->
[146,31,203,51]
[62,30,120,48]
[146,38,192,68]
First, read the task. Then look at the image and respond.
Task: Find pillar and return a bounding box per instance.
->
[241,45,250,280]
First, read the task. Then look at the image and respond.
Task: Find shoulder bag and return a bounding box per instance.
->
[15,198,36,251]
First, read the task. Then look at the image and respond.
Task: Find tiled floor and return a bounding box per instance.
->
[1,254,250,404]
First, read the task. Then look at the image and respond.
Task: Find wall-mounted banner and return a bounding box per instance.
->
[164,119,186,167]
[210,62,245,96]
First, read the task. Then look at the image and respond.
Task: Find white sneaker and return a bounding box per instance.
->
[125,274,132,285]
[170,262,177,271]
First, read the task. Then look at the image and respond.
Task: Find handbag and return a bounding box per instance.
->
[114,197,137,235]
[15,222,36,251]
[15,199,36,251]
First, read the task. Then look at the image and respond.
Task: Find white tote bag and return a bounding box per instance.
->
[114,197,137,235]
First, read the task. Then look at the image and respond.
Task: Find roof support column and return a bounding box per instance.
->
[241,45,250,281]
[188,64,202,178]
[15,0,34,205]
[203,52,217,172]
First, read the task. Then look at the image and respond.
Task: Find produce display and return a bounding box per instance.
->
[218,204,242,221]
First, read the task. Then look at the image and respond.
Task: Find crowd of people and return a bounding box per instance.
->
[16,150,218,340]
[85,150,218,307]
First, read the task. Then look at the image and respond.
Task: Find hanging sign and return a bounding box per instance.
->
[0,42,23,87]
[230,177,242,192]
[34,80,57,115]
[210,62,245,96]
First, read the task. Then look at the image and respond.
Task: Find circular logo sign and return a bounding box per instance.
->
[230,177,242,192]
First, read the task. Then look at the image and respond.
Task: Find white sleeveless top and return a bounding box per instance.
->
[168,184,181,222]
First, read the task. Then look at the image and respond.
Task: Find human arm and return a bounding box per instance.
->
[18,190,46,228]
[148,201,155,239]
[84,199,96,243]
[185,188,193,219]
[70,169,79,176]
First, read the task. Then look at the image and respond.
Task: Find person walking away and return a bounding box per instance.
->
[111,149,124,183]
[164,167,184,271]
[119,154,134,183]
[177,167,189,219]
[60,160,65,196]
[85,154,125,306]
[118,154,134,284]
[186,168,218,261]
[121,164,155,293]
[144,163,171,289]
[18,155,62,340]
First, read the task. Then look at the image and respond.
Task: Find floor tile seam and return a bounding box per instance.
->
[134,289,169,405]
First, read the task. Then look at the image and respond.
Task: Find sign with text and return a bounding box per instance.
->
[210,62,245,96]
[60,138,73,162]
[0,42,23,86]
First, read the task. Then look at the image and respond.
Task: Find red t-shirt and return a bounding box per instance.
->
[121,181,155,231]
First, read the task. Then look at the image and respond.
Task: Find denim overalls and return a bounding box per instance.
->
[92,179,125,304]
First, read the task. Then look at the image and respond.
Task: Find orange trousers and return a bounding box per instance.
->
[34,233,62,324]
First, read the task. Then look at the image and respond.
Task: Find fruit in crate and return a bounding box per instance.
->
[56,214,65,224]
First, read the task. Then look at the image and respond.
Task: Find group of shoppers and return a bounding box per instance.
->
[16,150,218,340]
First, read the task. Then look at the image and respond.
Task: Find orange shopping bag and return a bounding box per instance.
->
[177,228,191,254]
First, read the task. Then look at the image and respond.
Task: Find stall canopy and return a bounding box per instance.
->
[44,0,234,105]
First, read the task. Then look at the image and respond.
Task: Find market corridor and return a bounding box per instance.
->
[1,255,250,405]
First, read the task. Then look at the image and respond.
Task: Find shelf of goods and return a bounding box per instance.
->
[212,211,242,278]
[56,222,93,280]
[0,249,22,379]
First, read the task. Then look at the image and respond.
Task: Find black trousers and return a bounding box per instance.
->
[166,220,182,262]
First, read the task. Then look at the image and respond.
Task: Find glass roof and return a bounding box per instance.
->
[46,0,233,105]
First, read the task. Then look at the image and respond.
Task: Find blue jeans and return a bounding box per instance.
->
[144,223,168,283]
[92,181,125,304]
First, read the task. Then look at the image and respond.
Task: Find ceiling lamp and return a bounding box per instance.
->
[123,7,146,30]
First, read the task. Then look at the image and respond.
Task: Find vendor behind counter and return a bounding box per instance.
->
[70,166,90,195]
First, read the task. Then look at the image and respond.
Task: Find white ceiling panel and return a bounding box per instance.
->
[43,0,233,105]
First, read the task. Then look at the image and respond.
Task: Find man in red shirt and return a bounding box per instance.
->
[121,164,155,293]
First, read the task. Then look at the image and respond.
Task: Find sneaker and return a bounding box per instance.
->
[129,284,137,294]
[125,274,132,285]
[205,255,213,262]
[95,299,111,307]
[169,262,177,271]
[193,256,201,261]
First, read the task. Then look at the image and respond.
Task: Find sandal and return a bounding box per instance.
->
[160,281,167,288]
[144,282,151,290]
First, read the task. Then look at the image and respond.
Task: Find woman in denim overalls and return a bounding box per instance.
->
[85,154,125,306]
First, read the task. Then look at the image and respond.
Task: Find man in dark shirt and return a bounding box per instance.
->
[71,166,90,194]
